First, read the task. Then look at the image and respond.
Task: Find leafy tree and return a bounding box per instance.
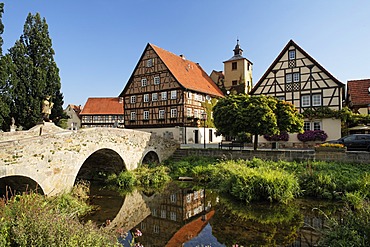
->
[8,12,63,129]
[213,95,303,150]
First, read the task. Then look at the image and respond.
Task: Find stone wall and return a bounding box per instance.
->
[171,148,370,164]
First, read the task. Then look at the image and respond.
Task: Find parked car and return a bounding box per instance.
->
[327,134,370,151]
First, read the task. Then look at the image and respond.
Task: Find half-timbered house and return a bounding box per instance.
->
[119,43,224,144]
[80,97,124,128]
[250,40,345,147]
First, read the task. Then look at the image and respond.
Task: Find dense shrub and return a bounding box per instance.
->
[297,130,328,142]
[263,131,289,142]
[0,188,120,246]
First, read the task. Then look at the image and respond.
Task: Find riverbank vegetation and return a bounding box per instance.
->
[0,182,120,247]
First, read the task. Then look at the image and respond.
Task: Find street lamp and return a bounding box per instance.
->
[201,112,207,149]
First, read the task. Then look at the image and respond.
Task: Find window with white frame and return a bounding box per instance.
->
[143,94,149,102]
[312,94,322,106]
[194,109,199,118]
[170,211,177,221]
[293,72,300,82]
[154,76,160,85]
[161,91,167,100]
[187,108,192,117]
[301,95,310,107]
[286,74,292,83]
[152,93,158,101]
[130,111,136,121]
[146,59,153,67]
[153,225,159,234]
[130,95,136,104]
[170,194,176,203]
[143,111,149,120]
[171,90,177,99]
[187,92,192,99]
[289,50,296,60]
[141,78,147,87]
[170,108,177,118]
[304,121,322,131]
[159,110,165,119]
[161,209,166,219]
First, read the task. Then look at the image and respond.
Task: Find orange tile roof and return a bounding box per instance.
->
[347,79,370,106]
[80,97,124,115]
[150,44,224,97]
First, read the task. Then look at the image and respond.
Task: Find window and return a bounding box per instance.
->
[277,96,285,101]
[194,109,199,118]
[170,194,176,203]
[159,110,165,119]
[152,93,158,101]
[194,191,199,200]
[187,92,192,99]
[313,122,321,130]
[286,74,292,83]
[153,225,159,234]
[301,95,310,107]
[143,111,149,120]
[232,62,237,70]
[154,76,160,85]
[146,59,153,67]
[186,194,191,203]
[171,90,177,99]
[170,211,177,221]
[130,95,136,104]
[187,108,192,117]
[161,91,167,100]
[289,50,296,60]
[293,72,300,82]
[143,94,149,102]
[141,78,147,87]
[130,111,136,121]
[170,108,177,118]
[161,210,166,219]
[232,80,237,86]
[304,121,322,131]
[312,94,322,106]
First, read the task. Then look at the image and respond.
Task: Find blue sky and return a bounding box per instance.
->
[1,1,370,107]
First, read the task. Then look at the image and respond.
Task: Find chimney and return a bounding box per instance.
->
[179,54,186,60]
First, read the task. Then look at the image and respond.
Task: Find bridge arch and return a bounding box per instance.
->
[141,150,160,166]
[75,148,126,184]
[0,175,44,197]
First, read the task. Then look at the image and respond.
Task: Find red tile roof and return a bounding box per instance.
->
[347,79,370,106]
[150,44,224,97]
[80,97,124,115]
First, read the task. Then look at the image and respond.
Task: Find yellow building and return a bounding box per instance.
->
[219,40,253,95]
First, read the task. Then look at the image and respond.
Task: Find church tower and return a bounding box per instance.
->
[223,40,253,94]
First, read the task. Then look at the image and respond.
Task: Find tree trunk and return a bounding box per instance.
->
[254,134,258,150]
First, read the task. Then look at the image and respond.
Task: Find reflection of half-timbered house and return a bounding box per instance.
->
[250,40,345,146]
[80,97,124,128]
[120,43,224,144]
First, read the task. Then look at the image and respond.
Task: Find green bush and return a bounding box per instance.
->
[0,192,120,246]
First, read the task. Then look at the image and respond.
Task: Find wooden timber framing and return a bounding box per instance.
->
[250,40,345,113]
[120,43,224,129]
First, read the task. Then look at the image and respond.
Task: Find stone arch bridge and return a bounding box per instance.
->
[0,123,179,196]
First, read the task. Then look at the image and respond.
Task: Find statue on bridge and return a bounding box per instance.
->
[42,96,54,122]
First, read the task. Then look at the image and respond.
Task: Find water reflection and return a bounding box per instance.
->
[86,182,343,246]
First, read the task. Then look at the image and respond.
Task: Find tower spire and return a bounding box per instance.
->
[233,38,243,56]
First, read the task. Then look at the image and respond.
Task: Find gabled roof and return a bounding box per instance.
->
[347,79,370,106]
[250,39,344,94]
[67,104,82,114]
[80,97,124,115]
[120,43,224,97]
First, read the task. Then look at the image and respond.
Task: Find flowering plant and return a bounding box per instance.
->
[297,130,328,142]
[319,143,345,148]
[263,131,289,142]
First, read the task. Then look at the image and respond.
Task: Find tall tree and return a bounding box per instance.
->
[8,12,64,129]
[0,2,11,129]
[213,95,303,150]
